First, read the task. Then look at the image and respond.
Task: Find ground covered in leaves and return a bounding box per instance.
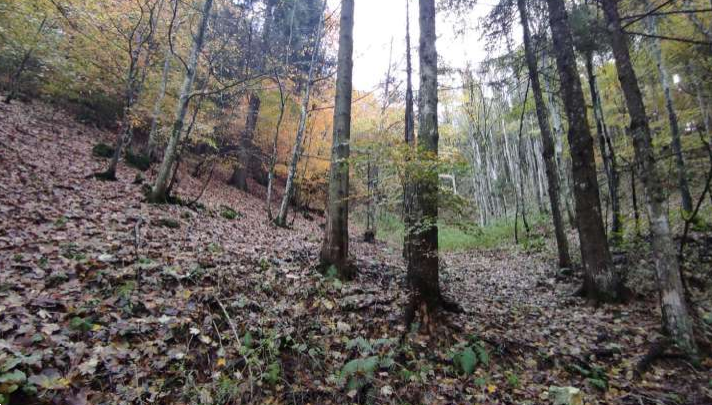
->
[1,101,711,405]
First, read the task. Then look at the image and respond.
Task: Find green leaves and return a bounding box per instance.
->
[0,369,26,394]
[452,338,490,376]
[340,356,379,391]
[454,347,477,375]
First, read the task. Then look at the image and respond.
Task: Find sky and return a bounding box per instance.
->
[328,0,500,91]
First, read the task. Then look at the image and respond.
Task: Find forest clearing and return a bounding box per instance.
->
[1,0,712,404]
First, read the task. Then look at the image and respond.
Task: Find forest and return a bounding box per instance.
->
[0,0,711,403]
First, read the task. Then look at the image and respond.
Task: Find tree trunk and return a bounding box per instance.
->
[276,0,327,226]
[403,0,416,261]
[517,0,571,268]
[545,0,621,303]
[407,0,441,324]
[542,53,576,228]
[584,51,622,242]
[266,74,286,220]
[230,92,262,191]
[320,0,354,279]
[104,41,142,180]
[601,0,698,359]
[645,6,693,214]
[148,0,213,203]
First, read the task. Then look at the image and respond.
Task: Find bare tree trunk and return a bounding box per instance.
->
[601,0,698,359]
[231,0,276,191]
[320,0,354,279]
[542,53,576,227]
[517,0,571,268]
[276,0,327,226]
[406,0,442,326]
[266,74,286,221]
[584,51,622,242]
[403,0,416,261]
[148,0,213,203]
[230,93,262,191]
[645,5,693,214]
[104,42,143,180]
[545,0,621,303]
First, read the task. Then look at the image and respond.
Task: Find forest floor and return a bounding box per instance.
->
[1,100,711,405]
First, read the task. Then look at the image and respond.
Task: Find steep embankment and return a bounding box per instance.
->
[0,101,709,404]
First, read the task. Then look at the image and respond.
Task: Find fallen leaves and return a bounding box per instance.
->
[0,100,709,405]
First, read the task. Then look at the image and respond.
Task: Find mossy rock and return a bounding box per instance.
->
[125,151,151,171]
[92,143,114,158]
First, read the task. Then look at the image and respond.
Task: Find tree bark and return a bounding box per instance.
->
[407,0,442,323]
[403,0,416,261]
[601,0,698,359]
[320,0,355,279]
[545,0,621,302]
[148,0,213,203]
[517,0,571,268]
[645,5,693,214]
[230,93,262,191]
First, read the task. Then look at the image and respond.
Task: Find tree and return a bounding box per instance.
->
[320,0,355,278]
[544,0,622,302]
[148,0,213,203]
[600,0,698,360]
[100,0,159,180]
[645,0,693,214]
[516,0,571,269]
[275,0,328,226]
[229,0,278,191]
[406,0,442,326]
[570,2,622,241]
[403,0,416,261]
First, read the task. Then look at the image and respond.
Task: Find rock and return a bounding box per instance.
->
[98,253,115,263]
[549,386,583,405]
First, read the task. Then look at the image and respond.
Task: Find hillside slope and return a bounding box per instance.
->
[0,101,709,405]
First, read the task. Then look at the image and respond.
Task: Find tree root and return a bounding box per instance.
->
[635,339,690,375]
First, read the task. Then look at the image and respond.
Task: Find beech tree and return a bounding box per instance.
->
[600,0,698,360]
[148,0,213,203]
[275,0,328,226]
[321,0,355,278]
[544,0,622,302]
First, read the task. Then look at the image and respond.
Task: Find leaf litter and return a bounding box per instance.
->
[0,101,710,404]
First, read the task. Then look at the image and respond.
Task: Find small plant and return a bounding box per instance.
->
[54,216,68,227]
[69,316,93,333]
[505,370,520,388]
[451,336,490,376]
[220,206,242,220]
[92,143,114,158]
[339,337,396,391]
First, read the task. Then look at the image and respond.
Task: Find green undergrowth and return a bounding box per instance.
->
[359,211,551,252]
